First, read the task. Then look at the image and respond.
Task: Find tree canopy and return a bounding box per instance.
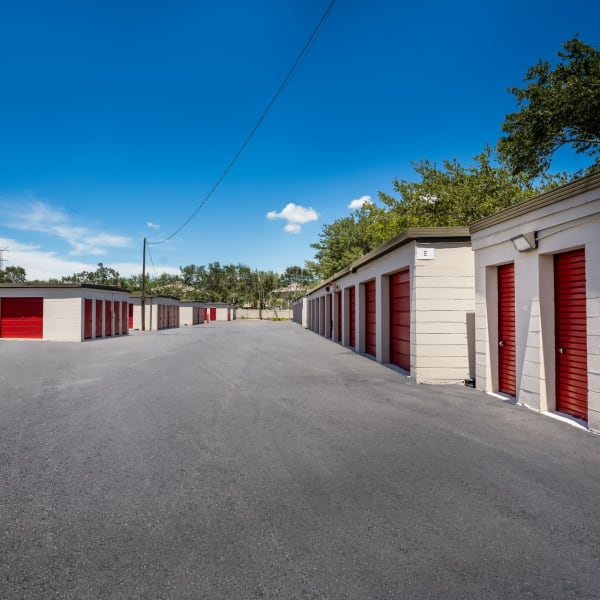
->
[498,37,600,178]
[0,266,27,283]
[306,148,563,280]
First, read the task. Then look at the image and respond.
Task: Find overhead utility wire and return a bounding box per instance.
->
[148,0,337,246]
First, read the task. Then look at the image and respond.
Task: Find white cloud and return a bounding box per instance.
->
[147,221,161,230]
[284,223,302,234]
[0,200,132,256]
[266,202,318,233]
[348,195,372,210]
[0,237,179,280]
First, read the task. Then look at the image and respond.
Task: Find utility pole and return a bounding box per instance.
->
[0,247,8,271]
[141,237,146,331]
[258,270,262,320]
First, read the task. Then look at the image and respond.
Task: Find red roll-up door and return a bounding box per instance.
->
[114,301,121,335]
[0,297,43,339]
[498,263,516,396]
[336,291,342,342]
[348,287,356,348]
[128,303,134,329]
[390,269,410,370]
[96,300,103,338]
[84,299,93,339]
[210,307,216,321]
[121,302,127,335]
[365,280,376,357]
[104,301,112,337]
[327,295,332,338]
[555,249,588,421]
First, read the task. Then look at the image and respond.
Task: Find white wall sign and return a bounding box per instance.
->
[416,247,435,260]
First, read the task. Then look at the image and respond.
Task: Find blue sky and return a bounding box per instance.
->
[1,0,598,280]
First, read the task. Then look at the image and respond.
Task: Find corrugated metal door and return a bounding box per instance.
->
[390,269,410,370]
[0,297,43,338]
[365,280,376,357]
[348,287,356,348]
[128,303,134,329]
[555,249,588,420]
[327,294,332,338]
[498,264,516,396]
[104,300,112,337]
[114,301,121,335]
[95,300,103,337]
[210,307,216,321]
[121,302,127,334]
[84,299,93,339]
[336,291,342,341]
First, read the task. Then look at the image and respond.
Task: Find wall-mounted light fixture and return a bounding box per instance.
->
[510,232,537,252]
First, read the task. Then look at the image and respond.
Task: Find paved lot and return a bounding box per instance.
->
[1,320,600,599]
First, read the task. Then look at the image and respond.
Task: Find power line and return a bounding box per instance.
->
[148,0,337,246]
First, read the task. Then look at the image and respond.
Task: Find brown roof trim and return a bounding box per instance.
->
[469,170,600,233]
[308,227,471,294]
[0,283,130,293]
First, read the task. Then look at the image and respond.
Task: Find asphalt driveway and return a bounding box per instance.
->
[1,320,599,599]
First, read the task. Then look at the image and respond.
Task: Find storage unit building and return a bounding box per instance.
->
[129,295,180,331]
[204,303,236,322]
[0,284,130,342]
[303,228,475,384]
[470,171,600,432]
[180,301,204,326]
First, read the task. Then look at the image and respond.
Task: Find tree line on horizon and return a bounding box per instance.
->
[2,37,599,288]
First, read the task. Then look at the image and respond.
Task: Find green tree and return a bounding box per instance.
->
[498,37,600,178]
[62,263,124,286]
[307,203,385,280]
[378,147,549,229]
[0,265,27,283]
[308,148,564,280]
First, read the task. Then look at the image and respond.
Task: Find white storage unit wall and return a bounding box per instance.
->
[179,301,204,326]
[470,171,600,432]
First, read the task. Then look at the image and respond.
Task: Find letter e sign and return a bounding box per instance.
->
[416,247,435,260]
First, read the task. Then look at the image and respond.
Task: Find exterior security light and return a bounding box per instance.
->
[511,232,537,252]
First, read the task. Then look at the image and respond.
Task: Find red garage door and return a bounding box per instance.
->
[498,264,516,396]
[121,302,128,335]
[84,299,93,339]
[104,301,112,337]
[128,303,134,329]
[114,301,121,335]
[348,287,356,348]
[555,249,588,421]
[336,291,342,342]
[210,307,216,321]
[96,300,103,337]
[390,270,410,370]
[0,297,43,339]
[327,295,332,338]
[365,280,376,357]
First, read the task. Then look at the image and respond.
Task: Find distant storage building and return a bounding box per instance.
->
[179,301,204,326]
[205,302,236,322]
[298,228,475,384]
[0,284,130,342]
[129,295,180,331]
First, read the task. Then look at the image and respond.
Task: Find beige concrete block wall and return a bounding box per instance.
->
[180,305,193,326]
[43,297,82,341]
[412,244,475,384]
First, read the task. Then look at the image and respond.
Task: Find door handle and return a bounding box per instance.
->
[558,347,565,354]
[498,340,504,347]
